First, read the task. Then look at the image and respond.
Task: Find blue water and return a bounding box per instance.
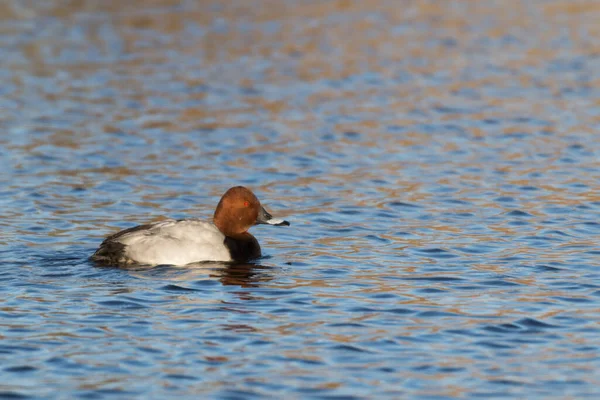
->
[2,1,600,398]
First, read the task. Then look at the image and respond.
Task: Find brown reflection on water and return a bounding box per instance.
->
[5,1,600,78]
[3,0,599,276]
[4,0,600,169]
[3,1,600,398]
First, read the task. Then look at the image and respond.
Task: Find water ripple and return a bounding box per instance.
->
[2,0,600,398]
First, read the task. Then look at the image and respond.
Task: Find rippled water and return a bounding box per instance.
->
[2,0,600,398]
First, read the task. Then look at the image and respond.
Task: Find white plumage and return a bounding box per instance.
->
[113,219,232,265]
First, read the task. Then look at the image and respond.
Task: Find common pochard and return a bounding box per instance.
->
[92,186,289,265]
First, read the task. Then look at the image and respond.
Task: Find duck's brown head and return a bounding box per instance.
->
[213,186,289,240]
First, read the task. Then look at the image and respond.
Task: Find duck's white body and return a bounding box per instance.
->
[95,219,233,265]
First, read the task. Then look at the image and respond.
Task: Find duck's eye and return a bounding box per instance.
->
[244,201,250,207]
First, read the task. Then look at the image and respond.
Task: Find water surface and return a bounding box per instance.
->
[2,1,600,398]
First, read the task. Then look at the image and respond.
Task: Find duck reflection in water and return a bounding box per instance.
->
[123,261,275,289]
[211,262,273,287]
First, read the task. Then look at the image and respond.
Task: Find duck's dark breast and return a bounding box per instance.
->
[224,235,261,262]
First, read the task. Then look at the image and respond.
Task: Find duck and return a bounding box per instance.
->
[91,186,289,266]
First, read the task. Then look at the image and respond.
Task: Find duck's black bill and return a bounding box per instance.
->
[257,207,290,226]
